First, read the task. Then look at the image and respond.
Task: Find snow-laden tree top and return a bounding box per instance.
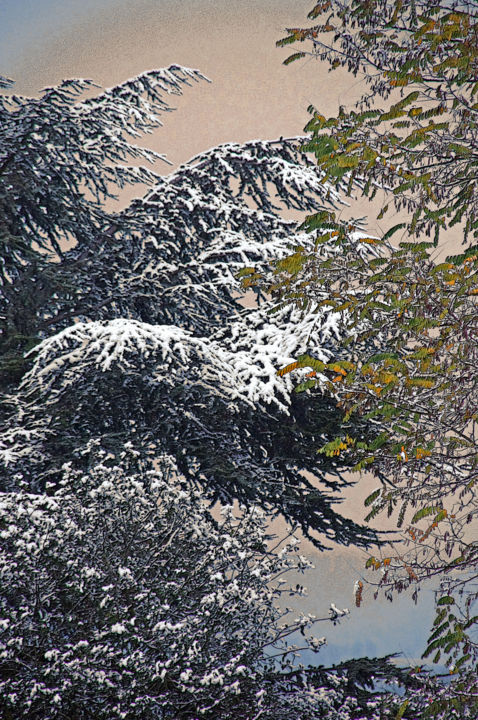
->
[66,137,353,334]
[0,66,206,256]
[1,67,377,549]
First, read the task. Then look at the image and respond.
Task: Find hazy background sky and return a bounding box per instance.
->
[1,0,438,667]
[0,1,369,170]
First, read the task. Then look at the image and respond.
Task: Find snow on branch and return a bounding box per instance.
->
[20,320,199,392]
[19,317,298,414]
[75,65,209,171]
[0,66,209,264]
[74,138,354,334]
[136,137,347,216]
[0,457,356,719]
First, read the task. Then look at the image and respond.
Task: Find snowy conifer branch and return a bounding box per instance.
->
[0,310,377,549]
[0,66,207,262]
[65,138,351,335]
[0,82,382,546]
[0,66,208,391]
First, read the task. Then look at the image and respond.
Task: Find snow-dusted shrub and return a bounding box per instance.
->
[0,452,373,719]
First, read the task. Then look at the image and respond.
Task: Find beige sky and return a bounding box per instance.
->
[5,1,364,165]
[4,0,463,253]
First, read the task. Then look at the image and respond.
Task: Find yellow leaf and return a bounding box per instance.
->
[277,361,299,377]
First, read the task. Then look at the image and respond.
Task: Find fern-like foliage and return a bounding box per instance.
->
[263,220,478,678]
[278,0,478,245]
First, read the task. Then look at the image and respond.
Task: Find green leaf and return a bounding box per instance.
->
[283,52,307,65]
[411,505,442,523]
[294,379,318,393]
[364,488,381,507]
[276,34,299,47]
[454,653,471,670]
[396,699,409,719]
[437,596,455,606]
[367,432,389,451]
[382,223,407,241]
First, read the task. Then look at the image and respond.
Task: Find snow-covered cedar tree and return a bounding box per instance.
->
[0,453,413,720]
[0,71,380,548]
[0,66,206,390]
[1,309,378,549]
